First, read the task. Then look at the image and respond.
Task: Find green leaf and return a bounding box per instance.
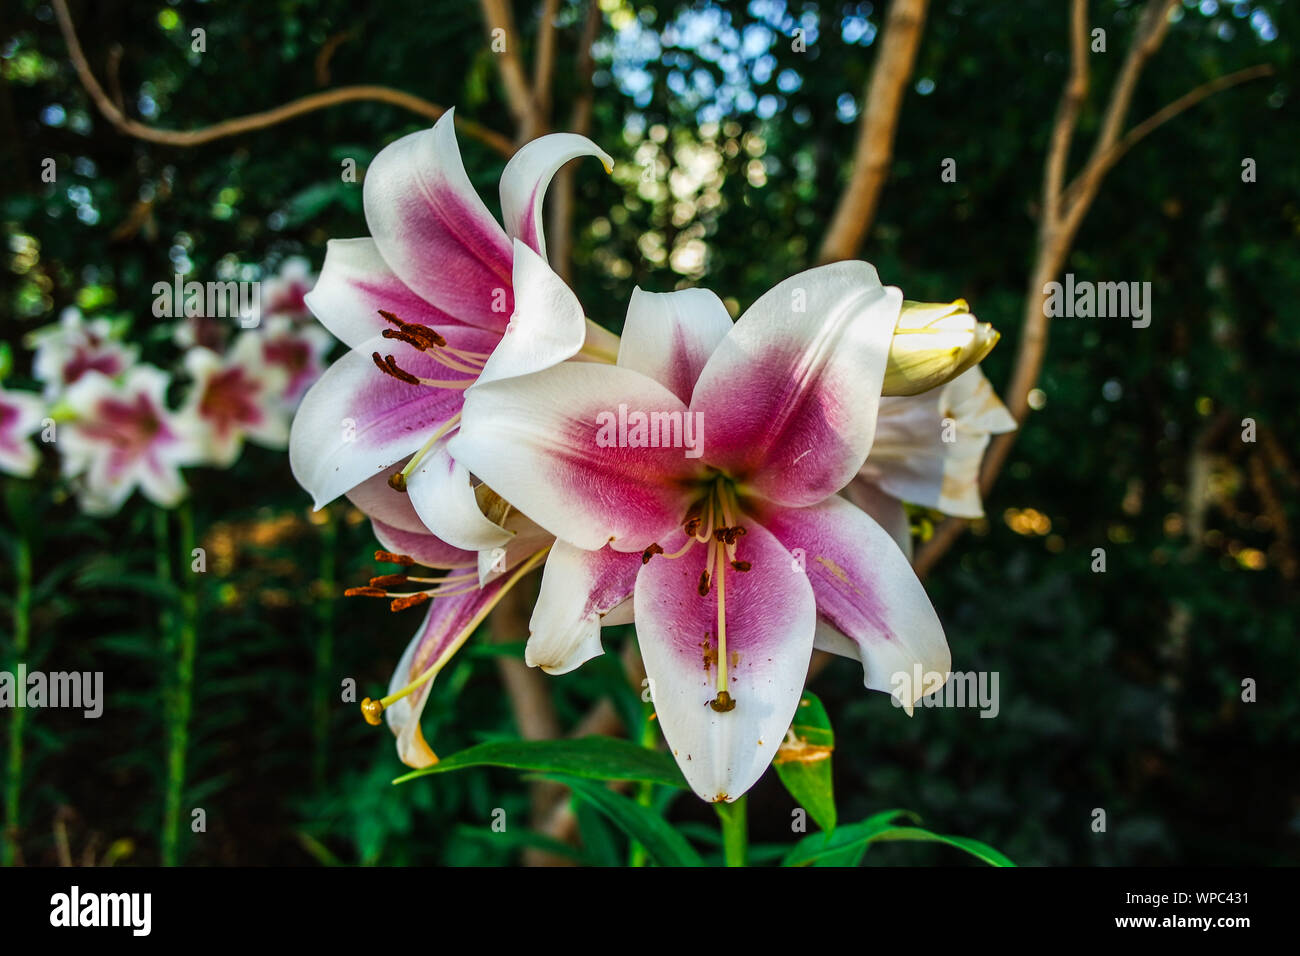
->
[783,808,917,867]
[541,774,705,867]
[391,736,688,789]
[773,691,837,832]
[868,827,1016,867]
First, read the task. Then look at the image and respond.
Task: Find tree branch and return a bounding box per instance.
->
[913,0,1273,578]
[52,0,512,156]
[816,0,930,264]
[532,0,563,124]
[478,0,541,142]
[545,0,603,283]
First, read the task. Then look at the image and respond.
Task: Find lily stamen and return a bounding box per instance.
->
[363,546,551,722]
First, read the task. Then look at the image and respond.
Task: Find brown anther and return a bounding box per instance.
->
[731,560,752,572]
[344,586,387,597]
[698,570,711,596]
[383,355,422,385]
[381,327,431,351]
[374,550,415,566]
[378,310,446,348]
[723,526,746,544]
[642,543,664,565]
[713,528,729,541]
[387,471,408,493]
[369,574,409,588]
[709,691,736,713]
[390,592,431,612]
[361,697,385,725]
[378,309,404,327]
[684,516,701,536]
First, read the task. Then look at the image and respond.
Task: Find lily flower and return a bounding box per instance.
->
[58,365,199,515]
[258,316,332,407]
[288,110,614,765]
[290,109,614,557]
[450,262,952,802]
[177,333,292,468]
[27,307,138,400]
[0,385,46,477]
[261,256,316,321]
[847,365,1017,557]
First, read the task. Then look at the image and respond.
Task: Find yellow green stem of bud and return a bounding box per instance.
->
[882,299,1000,396]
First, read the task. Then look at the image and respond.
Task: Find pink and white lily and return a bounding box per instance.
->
[261,256,316,321]
[58,365,199,515]
[450,262,951,802]
[27,307,138,400]
[290,109,614,553]
[178,333,292,468]
[288,110,614,765]
[259,316,332,406]
[0,385,46,478]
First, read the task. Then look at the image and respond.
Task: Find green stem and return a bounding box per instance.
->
[715,794,748,867]
[311,507,337,790]
[628,712,658,868]
[161,502,199,866]
[2,533,32,866]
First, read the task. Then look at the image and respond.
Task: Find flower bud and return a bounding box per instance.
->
[883,299,999,396]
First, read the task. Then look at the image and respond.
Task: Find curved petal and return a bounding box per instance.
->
[525,542,641,674]
[304,238,463,349]
[634,521,817,802]
[383,576,514,768]
[474,240,588,387]
[289,326,495,508]
[371,518,478,569]
[449,362,703,552]
[406,441,514,552]
[500,132,613,259]
[617,287,734,404]
[363,111,513,333]
[862,367,1017,519]
[689,262,902,508]
[759,494,949,714]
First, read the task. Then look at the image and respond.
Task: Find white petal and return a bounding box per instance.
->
[617,287,734,403]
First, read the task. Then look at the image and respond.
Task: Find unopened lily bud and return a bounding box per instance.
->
[883,299,1000,396]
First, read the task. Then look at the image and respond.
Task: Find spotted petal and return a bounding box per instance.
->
[759,494,949,714]
[635,521,816,802]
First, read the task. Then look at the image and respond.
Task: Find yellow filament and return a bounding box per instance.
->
[372,545,551,713]
[715,539,728,696]
[399,413,462,480]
